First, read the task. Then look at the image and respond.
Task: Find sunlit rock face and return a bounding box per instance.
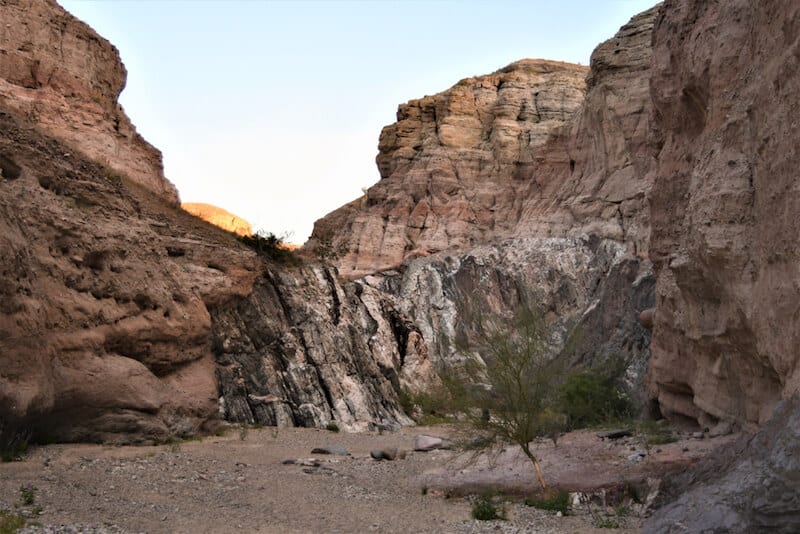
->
[309,59,588,279]
[646,0,800,429]
[182,203,253,236]
[0,0,179,203]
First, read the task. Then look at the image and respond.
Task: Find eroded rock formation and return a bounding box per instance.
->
[182,202,253,236]
[0,0,179,203]
[310,59,588,278]
[646,0,800,428]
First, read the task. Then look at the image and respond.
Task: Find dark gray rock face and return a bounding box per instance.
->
[211,264,418,431]
[645,397,800,533]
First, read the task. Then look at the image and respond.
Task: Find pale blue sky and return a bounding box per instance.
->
[58,0,656,243]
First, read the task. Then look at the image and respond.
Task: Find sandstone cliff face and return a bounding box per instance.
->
[0,111,255,442]
[0,0,179,203]
[310,59,588,278]
[646,0,800,428]
[182,202,253,237]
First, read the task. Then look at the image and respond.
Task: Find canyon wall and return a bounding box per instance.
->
[310,59,588,279]
[312,7,660,395]
[0,0,179,203]
[646,0,800,429]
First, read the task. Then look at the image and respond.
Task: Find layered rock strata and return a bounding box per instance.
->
[0,0,179,203]
[182,202,253,236]
[310,59,588,278]
[646,0,800,428]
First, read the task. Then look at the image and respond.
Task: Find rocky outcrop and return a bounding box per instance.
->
[645,396,800,533]
[0,0,179,203]
[309,7,660,395]
[364,237,655,399]
[212,265,428,431]
[646,0,800,428]
[310,59,588,278]
[182,202,252,236]
[0,111,256,442]
[0,108,426,441]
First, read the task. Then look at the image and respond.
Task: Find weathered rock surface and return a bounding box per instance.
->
[211,263,419,431]
[0,111,257,443]
[182,202,252,236]
[0,108,427,441]
[0,0,179,203]
[309,59,588,278]
[646,0,800,428]
[645,396,800,533]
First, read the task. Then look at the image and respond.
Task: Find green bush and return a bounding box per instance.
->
[558,364,633,429]
[238,231,300,265]
[525,489,570,515]
[471,494,506,521]
[325,421,340,433]
[18,485,36,506]
[0,510,26,534]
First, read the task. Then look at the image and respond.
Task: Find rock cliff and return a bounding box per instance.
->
[182,202,253,236]
[0,0,179,203]
[309,59,588,278]
[311,7,660,395]
[646,0,800,429]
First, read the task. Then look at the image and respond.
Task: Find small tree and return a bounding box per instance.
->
[446,306,567,491]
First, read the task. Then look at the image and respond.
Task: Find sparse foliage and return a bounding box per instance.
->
[238,231,300,265]
[471,493,507,521]
[558,362,634,430]
[525,489,570,514]
[444,305,568,491]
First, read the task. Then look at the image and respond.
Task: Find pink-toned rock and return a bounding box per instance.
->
[0,0,179,203]
[646,0,800,428]
[309,59,588,278]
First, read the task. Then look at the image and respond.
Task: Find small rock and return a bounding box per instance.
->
[414,434,450,451]
[310,446,350,456]
[709,420,733,437]
[597,429,633,440]
[691,432,705,439]
[370,450,386,461]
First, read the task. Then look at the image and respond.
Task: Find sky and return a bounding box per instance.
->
[58,0,656,244]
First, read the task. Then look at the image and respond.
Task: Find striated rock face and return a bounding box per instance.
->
[182,202,252,236]
[212,265,429,431]
[646,0,800,428]
[0,0,179,203]
[364,237,655,400]
[310,59,588,278]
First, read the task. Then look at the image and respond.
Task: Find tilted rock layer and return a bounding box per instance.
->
[182,202,253,236]
[0,0,178,203]
[646,0,800,428]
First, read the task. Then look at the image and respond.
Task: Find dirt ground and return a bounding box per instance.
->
[0,425,735,533]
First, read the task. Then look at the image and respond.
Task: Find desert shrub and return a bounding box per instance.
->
[525,489,570,515]
[471,494,506,521]
[238,231,300,265]
[637,419,677,446]
[558,363,633,430]
[18,485,36,506]
[325,421,340,433]
[0,510,26,534]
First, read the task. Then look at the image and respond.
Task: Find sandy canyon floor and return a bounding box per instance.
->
[0,425,734,533]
